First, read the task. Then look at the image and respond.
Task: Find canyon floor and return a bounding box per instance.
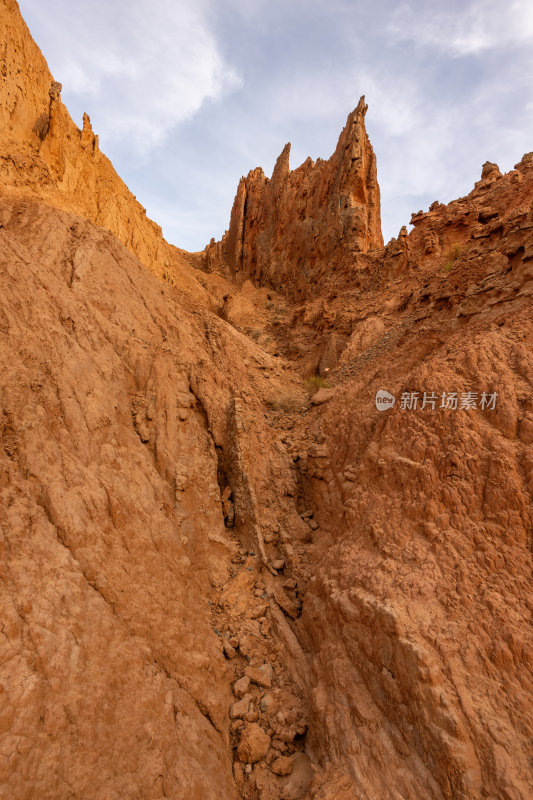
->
[1,2,532,799]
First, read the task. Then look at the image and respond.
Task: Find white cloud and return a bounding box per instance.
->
[19,0,241,153]
[389,0,533,56]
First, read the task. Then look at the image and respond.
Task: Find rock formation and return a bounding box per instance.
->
[1,2,532,800]
[204,96,383,299]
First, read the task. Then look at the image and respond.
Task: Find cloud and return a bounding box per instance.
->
[19,0,241,153]
[388,0,533,56]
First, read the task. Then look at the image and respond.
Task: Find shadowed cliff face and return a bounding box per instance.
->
[1,2,533,800]
[204,97,383,299]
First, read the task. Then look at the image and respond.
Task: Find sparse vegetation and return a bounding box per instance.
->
[162,270,176,286]
[442,243,463,272]
[305,374,331,392]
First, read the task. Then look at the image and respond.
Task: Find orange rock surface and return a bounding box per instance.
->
[1,2,532,800]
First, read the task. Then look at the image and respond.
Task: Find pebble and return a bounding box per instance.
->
[308,519,319,531]
[233,676,250,698]
[272,559,285,571]
[250,603,268,619]
[271,755,294,776]
[238,636,254,657]
[223,640,236,659]
[230,694,252,719]
[245,663,273,688]
[237,723,271,764]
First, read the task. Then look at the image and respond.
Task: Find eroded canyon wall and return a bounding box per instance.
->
[1,2,533,800]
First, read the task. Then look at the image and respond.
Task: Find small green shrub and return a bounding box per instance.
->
[305,375,331,392]
[444,243,463,260]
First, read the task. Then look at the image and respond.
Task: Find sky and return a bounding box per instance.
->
[18,0,533,252]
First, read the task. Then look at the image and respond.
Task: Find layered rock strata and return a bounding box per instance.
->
[0,0,205,295]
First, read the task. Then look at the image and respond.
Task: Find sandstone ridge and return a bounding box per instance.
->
[0,0,208,300]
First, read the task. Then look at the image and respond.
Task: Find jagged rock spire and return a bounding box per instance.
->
[211,97,383,297]
[271,142,291,187]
